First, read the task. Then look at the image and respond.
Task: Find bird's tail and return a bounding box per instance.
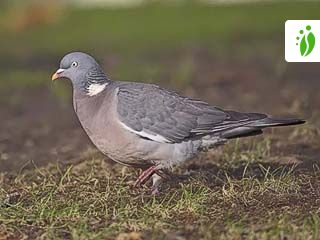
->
[246,117,305,128]
[221,117,305,139]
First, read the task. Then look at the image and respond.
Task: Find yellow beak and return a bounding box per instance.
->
[51,69,65,81]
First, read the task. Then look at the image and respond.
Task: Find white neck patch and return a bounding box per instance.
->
[87,83,108,96]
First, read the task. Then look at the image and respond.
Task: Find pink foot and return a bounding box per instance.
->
[134,166,157,187]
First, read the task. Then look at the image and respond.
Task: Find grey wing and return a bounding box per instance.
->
[116,83,267,143]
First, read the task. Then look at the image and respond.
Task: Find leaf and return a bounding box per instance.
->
[306,32,315,56]
[300,35,307,56]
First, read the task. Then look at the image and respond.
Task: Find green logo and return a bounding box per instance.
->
[296,25,315,57]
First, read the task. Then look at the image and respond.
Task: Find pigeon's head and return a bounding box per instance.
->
[52,52,109,95]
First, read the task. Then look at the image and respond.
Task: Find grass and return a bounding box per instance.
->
[1,1,320,74]
[0,1,319,100]
[2,2,320,54]
[0,134,319,239]
[0,1,319,239]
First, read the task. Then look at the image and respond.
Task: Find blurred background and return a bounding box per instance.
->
[0,0,319,172]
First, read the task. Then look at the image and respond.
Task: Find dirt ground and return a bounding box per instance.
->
[1,2,320,239]
[1,43,320,240]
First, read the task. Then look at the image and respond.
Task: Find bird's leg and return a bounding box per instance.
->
[134,166,157,187]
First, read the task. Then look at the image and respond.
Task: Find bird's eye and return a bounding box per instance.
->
[71,61,78,67]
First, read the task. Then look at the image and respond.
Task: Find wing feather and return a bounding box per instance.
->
[116,83,267,143]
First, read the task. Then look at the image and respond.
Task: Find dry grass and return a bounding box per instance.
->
[0,130,319,240]
[0,2,319,239]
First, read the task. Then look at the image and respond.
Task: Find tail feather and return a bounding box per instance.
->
[221,127,263,139]
[220,117,305,139]
[246,117,305,128]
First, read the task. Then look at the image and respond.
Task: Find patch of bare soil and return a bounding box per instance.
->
[0,87,100,172]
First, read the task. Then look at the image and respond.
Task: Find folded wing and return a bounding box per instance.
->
[116,83,276,143]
